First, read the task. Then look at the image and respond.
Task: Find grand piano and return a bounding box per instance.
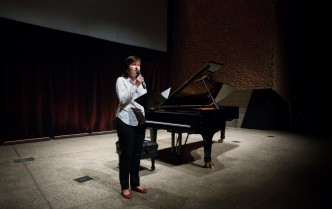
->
[144,61,239,168]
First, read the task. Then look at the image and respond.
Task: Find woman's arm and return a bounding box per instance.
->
[116,77,137,107]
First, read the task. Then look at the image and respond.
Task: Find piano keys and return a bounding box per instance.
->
[144,61,239,168]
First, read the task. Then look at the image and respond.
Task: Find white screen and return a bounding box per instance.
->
[0,0,168,52]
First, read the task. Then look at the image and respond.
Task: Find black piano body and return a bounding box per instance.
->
[143,61,239,168]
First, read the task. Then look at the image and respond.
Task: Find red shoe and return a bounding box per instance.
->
[132,186,148,193]
[121,191,132,199]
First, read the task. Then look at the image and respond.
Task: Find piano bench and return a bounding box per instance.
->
[115,139,158,171]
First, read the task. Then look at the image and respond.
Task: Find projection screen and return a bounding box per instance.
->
[0,0,168,52]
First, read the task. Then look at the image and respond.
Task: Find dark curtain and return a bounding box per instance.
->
[0,17,169,142]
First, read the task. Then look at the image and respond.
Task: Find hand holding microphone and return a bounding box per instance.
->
[136,70,146,89]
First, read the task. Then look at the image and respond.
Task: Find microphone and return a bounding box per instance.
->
[136,70,146,89]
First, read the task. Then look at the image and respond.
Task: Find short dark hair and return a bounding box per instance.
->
[123,55,141,78]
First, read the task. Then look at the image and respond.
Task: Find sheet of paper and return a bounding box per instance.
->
[134,88,171,109]
[161,87,171,99]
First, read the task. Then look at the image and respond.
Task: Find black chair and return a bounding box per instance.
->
[115,139,158,171]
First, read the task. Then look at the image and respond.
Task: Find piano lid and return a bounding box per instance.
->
[160,61,225,109]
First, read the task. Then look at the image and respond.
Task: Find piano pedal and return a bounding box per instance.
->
[205,162,214,169]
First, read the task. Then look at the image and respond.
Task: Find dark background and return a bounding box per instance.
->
[1,0,329,143]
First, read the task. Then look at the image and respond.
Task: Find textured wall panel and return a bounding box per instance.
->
[169,0,289,101]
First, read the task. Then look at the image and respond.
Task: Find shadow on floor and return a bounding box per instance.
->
[155,141,238,166]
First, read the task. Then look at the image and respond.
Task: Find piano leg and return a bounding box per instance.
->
[203,120,227,168]
[218,129,225,143]
[202,131,216,169]
[149,128,159,167]
[149,128,158,143]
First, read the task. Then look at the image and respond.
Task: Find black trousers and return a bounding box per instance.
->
[116,117,146,190]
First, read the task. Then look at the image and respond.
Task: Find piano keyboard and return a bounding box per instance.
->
[146,120,191,128]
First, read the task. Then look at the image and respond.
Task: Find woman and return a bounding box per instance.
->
[115,55,148,199]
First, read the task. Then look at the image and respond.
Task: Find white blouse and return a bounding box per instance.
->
[115,77,147,126]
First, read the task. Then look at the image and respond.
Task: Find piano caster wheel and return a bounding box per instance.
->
[218,139,224,143]
[205,162,214,169]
